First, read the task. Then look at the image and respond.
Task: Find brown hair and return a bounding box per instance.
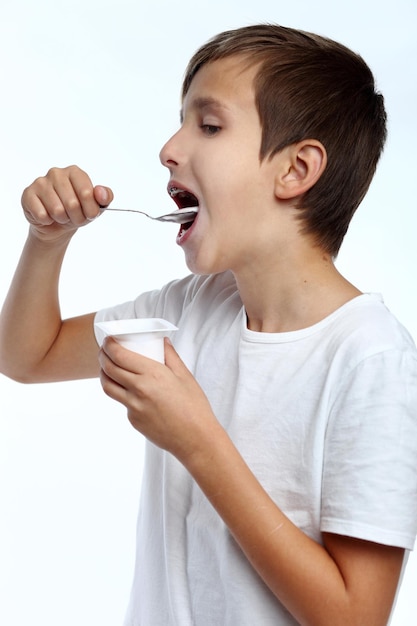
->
[182,24,387,255]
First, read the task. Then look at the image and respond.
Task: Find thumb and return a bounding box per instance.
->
[164,337,188,375]
[94,184,114,208]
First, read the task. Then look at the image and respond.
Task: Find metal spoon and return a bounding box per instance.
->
[101,206,198,224]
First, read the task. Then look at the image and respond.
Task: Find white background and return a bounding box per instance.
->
[0,0,416,624]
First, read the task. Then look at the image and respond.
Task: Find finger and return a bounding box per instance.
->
[66,166,103,222]
[51,175,85,224]
[99,344,133,389]
[99,366,131,405]
[22,179,71,225]
[22,190,58,226]
[94,185,114,209]
[26,166,92,226]
[163,338,190,376]
[101,337,156,376]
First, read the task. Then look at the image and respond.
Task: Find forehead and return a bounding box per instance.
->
[181,56,258,115]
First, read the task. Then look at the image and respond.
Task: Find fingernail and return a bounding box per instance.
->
[87,212,100,222]
[96,186,109,205]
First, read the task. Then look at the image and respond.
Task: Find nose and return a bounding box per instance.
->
[159,128,183,169]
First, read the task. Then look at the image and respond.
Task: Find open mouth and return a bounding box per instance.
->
[169,186,199,233]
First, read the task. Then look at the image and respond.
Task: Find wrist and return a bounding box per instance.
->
[28,223,76,249]
[180,418,234,481]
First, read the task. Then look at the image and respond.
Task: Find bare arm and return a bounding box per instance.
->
[99,338,405,626]
[185,424,404,626]
[0,166,113,383]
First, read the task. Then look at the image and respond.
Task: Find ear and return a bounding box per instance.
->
[274,140,327,200]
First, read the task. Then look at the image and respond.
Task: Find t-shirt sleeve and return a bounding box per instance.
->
[321,348,417,550]
[93,274,200,346]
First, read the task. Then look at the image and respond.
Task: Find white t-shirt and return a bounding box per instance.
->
[95,271,417,626]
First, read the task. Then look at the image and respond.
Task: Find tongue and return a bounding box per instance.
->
[180,219,194,233]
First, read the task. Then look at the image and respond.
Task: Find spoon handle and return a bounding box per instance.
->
[101,206,198,224]
[101,207,153,218]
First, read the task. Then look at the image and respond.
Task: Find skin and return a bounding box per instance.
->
[0,56,405,625]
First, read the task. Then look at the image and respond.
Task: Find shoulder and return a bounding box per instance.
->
[154,271,240,311]
[321,294,417,426]
[325,293,417,364]
[95,271,240,328]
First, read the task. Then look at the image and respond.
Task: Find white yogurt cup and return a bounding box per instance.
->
[94,318,178,363]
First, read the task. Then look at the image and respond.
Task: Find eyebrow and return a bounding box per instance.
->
[180,96,228,123]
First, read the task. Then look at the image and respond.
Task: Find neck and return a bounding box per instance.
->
[234,248,361,333]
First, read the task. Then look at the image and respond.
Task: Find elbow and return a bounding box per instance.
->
[0,370,36,385]
[0,359,40,384]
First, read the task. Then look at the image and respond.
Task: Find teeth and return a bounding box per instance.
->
[169,186,199,208]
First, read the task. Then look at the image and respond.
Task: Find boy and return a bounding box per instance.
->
[1,24,416,626]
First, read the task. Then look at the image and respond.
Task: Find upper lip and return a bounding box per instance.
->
[167,182,199,209]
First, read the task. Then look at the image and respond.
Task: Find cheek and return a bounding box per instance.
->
[198,151,265,221]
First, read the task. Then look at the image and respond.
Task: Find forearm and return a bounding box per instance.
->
[0,229,71,381]
[182,425,398,626]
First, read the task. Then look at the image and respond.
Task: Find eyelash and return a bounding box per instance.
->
[200,124,221,137]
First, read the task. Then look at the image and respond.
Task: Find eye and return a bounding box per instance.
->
[201,124,221,137]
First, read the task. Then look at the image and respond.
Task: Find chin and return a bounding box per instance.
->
[184,252,226,277]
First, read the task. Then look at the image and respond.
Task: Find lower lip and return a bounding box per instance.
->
[176,213,198,246]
